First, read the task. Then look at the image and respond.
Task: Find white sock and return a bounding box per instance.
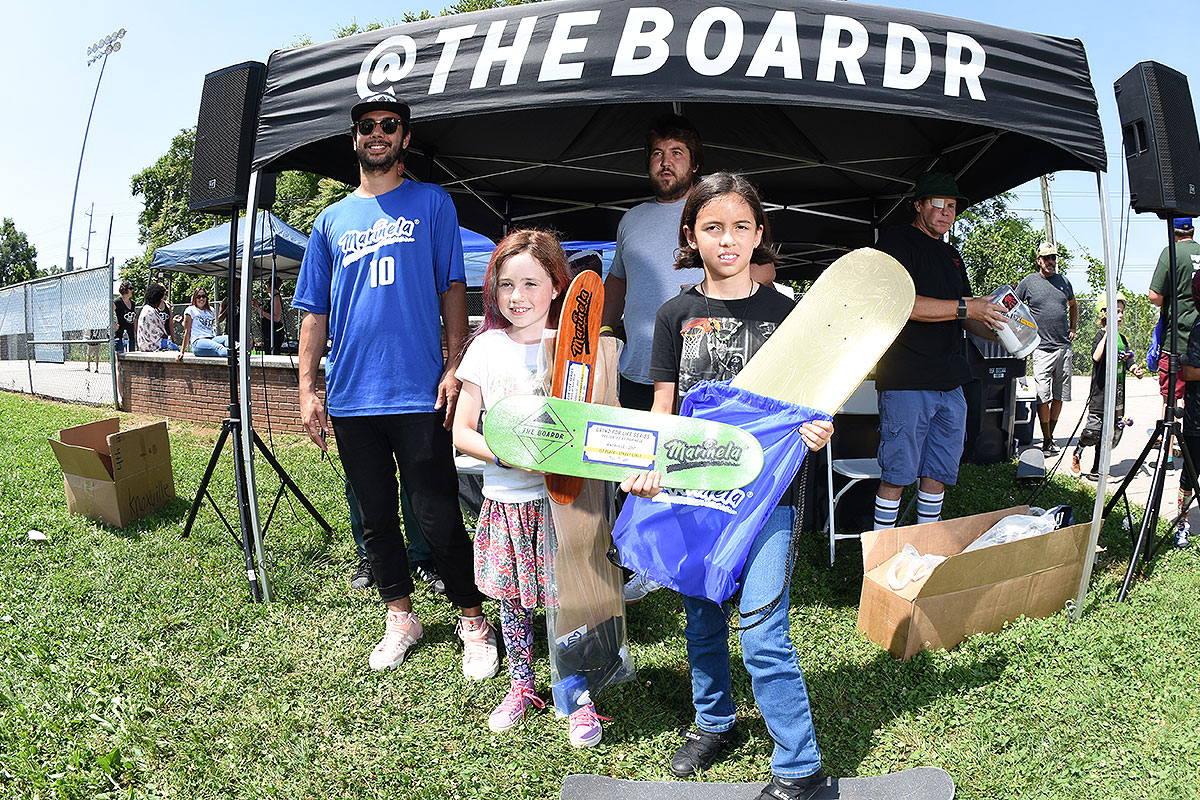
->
[916,489,944,525]
[874,495,900,530]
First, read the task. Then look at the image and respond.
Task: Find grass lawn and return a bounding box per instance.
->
[1,391,1197,800]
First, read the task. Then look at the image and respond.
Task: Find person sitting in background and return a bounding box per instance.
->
[178,286,230,360]
[252,275,287,355]
[136,283,181,353]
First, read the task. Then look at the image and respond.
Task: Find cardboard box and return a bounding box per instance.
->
[49,419,174,527]
[857,506,1090,660]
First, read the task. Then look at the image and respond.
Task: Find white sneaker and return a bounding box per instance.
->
[368,609,423,671]
[623,573,662,604]
[1176,519,1191,548]
[457,616,500,680]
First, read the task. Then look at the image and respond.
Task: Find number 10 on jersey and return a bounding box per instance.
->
[369,256,395,288]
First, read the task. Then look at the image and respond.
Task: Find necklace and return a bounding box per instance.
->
[699,279,756,381]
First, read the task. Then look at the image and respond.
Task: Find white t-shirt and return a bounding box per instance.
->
[185,304,216,339]
[456,328,547,503]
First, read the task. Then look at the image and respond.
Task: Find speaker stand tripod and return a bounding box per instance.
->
[1102,219,1199,601]
[180,211,330,601]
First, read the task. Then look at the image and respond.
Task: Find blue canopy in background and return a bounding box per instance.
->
[464,240,616,286]
[150,211,310,279]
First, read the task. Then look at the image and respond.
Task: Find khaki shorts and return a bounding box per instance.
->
[1032,346,1072,403]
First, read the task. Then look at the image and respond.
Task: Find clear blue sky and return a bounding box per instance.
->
[0,1,1194,292]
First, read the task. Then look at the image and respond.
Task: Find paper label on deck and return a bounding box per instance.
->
[582,422,657,469]
[562,361,590,402]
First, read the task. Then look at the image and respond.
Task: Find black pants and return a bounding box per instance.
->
[618,376,655,411]
[332,413,484,609]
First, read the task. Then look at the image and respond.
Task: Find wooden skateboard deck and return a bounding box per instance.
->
[484,395,763,490]
[731,248,914,414]
[547,270,604,504]
[560,767,955,800]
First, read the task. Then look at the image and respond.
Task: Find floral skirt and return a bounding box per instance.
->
[474,496,553,609]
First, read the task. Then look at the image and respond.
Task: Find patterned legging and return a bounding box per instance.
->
[499,598,535,684]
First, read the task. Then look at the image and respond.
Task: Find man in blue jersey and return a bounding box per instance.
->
[294,94,497,679]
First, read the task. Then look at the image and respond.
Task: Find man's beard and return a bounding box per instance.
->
[652,170,692,202]
[356,139,403,175]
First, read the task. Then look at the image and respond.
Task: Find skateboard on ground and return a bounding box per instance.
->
[560,766,955,800]
[1016,445,1046,482]
[546,270,604,504]
[484,395,763,491]
[731,248,915,414]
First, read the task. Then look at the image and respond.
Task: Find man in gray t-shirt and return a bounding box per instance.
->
[1015,241,1077,454]
[602,115,706,412]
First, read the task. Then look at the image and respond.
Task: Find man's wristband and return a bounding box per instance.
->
[599,326,613,336]
[956,298,968,321]
[494,455,509,469]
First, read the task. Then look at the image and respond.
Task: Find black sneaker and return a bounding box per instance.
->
[1042,441,1060,455]
[756,771,828,800]
[669,727,735,777]
[413,563,446,595]
[349,557,374,590]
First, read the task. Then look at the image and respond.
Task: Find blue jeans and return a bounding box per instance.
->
[193,335,229,357]
[681,504,821,778]
[160,338,180,352]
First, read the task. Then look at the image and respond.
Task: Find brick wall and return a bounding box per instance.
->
[119,352,323,437]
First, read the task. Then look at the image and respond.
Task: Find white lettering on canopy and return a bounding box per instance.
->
[471,16,538,89]
[353,7,990,102]
[945,32,986,99]
[686,7,743,77]
[883,23,931,90]
[746,10,802,79]
[430,25,476,95]
[817,15,868,85]
[358,35,417,98]
[612,7,673,77]
[540,10,601,81]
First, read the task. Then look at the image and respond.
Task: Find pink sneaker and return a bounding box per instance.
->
[488,681,546,732]
[457,616,499,680]
[568,703,609,748]
[368,609,422,671]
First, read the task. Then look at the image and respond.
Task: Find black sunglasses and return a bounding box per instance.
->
[355,117,402,136]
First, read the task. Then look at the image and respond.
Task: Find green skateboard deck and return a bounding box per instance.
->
[560,766,955,800]
[484,395,763,490]
[731,248,914,414]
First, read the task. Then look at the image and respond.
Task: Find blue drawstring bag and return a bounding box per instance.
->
[611,381,829,604]
[1147,315,1163,371]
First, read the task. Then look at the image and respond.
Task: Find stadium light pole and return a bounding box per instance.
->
[66,28,126,272]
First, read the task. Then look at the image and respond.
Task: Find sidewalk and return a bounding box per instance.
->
[1050,373,1191,528]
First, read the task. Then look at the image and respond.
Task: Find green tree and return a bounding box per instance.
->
[0,218,40,285]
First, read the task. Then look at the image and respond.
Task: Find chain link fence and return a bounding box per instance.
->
[0,266,116,407]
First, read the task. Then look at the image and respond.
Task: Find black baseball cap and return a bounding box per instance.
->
[351,93,411,124]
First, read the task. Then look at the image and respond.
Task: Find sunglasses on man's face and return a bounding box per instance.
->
[355,117,402,136]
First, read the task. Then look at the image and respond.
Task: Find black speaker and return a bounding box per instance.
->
[189,61,271,214]
[1114,61,1200,217]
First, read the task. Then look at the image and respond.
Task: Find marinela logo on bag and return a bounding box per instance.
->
[662,437,745,473]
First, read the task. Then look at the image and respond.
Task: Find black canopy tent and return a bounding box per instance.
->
[250,0,1105,276]
[231,0,1119,611]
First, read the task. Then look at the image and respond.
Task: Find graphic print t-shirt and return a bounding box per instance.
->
[649,285,796,406]
[292,181,466,416]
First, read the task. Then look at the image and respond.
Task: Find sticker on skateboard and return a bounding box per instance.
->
[484,395,763,490]
[731,248,914,414]
[560,766,955,800]
[547,270,605,504]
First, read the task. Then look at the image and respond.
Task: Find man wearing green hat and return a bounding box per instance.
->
[871,171,1008,531]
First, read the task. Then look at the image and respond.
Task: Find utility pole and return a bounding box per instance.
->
[104,215,114,265]
[1039,174,1056,246]
[83,204,96,270]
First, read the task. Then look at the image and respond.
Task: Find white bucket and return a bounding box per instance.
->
[989,286,1040,359]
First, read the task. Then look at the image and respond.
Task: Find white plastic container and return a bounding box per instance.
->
[989,286,1040,358]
